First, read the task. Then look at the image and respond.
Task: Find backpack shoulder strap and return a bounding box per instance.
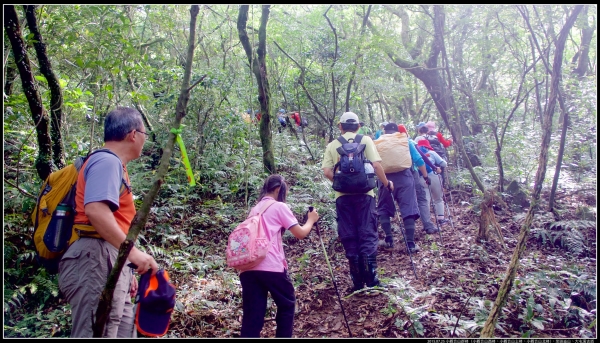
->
[257,199,277,216]
[82,149,120,171]
[254,199,277,240]
[82,149,129,195]
[337,136,348,145]
[87,148,119,161]
[354,134,363,143]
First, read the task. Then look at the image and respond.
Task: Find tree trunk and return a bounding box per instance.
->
[491,125,505,193]
[126,75,156,142]
[574,6,595,78]
[24,5,66,170]
[548,94,569,212]
[480,5,583,337]
[4,5,53,181]
[4,52,18,96]
[237,5,275,174]
[344,5,371,112]
[92,5,201,337]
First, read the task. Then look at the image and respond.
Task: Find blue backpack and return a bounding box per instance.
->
[332,135,376,193]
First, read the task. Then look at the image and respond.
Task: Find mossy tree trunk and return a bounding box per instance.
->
[24,5,66,170]
[93,5,201,337]
[237,5,276,174]
[480,5,583,337]
[4,5,53,181]
[573,5,595,78]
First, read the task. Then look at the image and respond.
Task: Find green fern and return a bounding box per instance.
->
[548,220,596,231]
[148,245,168,257]
[532,220,595,255]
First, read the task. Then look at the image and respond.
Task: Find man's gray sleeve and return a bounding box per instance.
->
[83,153,123,212]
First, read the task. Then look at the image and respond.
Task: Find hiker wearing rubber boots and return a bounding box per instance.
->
[239,175,318,337]
[416,139,449,226]
[322,112,393,293]
[401,124,440,235]
[58,107,159,338]
[375,123,428,253]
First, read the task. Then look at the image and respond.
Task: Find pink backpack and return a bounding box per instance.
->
[226,200,277,271]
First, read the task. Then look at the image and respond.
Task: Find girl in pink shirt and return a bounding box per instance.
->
[240,175,319,337]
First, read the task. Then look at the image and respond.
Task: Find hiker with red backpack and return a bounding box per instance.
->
[234,175,319,337]
[425,121,452,149]
[253,110,262,123]
[322,112,393,293]
[58,107,159,338]
[416,139,449,226]
[425,121,451,187]
[291,111,302,132]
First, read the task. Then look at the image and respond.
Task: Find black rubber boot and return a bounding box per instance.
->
[348,255,364,293]
[361,254,385,288]
[403,216,420,253]
[379,215,393,236]
[379,215,394,250]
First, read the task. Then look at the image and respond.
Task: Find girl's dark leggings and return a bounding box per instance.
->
[240,269,296,337]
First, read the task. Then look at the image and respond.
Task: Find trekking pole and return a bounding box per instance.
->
[437,173,456,232]
[448,180,455,211]
[445,159,456,209]
[391,200,418,280]
[309,206,352,338]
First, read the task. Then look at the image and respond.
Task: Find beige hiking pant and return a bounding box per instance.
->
[59,237,136,338]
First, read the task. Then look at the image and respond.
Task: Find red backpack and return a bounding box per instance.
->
[226,200,277,271]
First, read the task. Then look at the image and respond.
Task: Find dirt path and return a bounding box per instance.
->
[167,189,597,338]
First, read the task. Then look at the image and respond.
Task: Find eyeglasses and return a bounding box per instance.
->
[135,129,149,138]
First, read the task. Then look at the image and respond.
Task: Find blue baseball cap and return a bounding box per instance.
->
[279,108,285,113]
[135,269,176,337]
[416,122,426,129]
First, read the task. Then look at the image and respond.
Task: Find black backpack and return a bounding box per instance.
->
[426,134,446,159]
[332,135,376,193]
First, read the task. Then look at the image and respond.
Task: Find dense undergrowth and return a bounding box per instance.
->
[3,131,597,338]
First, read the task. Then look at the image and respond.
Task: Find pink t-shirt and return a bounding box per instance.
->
[245,196,298,273]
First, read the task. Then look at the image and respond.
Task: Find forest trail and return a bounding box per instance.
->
[165,184,597,338]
